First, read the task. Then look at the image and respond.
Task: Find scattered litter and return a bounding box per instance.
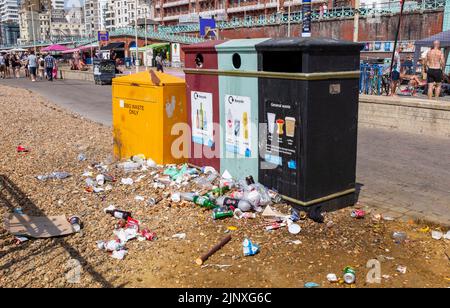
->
[265,222,286,231]
[68,216,82,232]
[233,208,256,219]
[432,230,443,240]
[111,249,128,260]
[343,266,356,284]
[418,226,430,233]
[308,206,324,223]
[36,172,71,181]
[392,231,407,243]
[4,214,79,238]
[397,265,407,274]
[243,238,260,256]
[77,153,87,161]
[327,273,338,283]
[14,207,24,215]
[227,226,237,231]
[196,234,232,265]
[288,222,301,235]
[135,195,145,201]
[304,282,320,288]
[17,145,29,153]
[121,177,134,185]
[201,264,232,269]
[262,205,289,220]
[172,233,186,239]
[288,240,302,245]
[351,209,366,219]
[14,236,29,245]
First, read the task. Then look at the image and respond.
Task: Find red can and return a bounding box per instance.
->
[141,229,157,241]
[351,209,365,219]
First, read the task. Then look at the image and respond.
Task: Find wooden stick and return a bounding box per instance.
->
[196,234,232,265]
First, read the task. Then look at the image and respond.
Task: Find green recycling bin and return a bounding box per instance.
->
[216,38,269,181]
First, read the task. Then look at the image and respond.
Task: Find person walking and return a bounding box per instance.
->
[28,51,37,82]
[425,40,445,100]
[44,53,55,81]
[5,54,11,78]
[38,54,45,80]
[0,52,6,79]
[155,53,164,73]
[12,54,21,78]
[390,47,402,96]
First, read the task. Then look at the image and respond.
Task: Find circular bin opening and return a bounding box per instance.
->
[195,53,204,68]
[232,53,241,69]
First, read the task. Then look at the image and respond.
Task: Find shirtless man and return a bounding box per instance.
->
[425,40,445,100]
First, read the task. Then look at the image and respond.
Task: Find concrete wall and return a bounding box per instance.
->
[59,69,94,82]
[359,95,450,138]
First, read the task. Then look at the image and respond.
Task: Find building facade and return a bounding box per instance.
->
[152,0,334,25]
[0,0,20,45]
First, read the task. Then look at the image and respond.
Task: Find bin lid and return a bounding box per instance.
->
[215,38,270,52]
[112,70,185,86]
[255,38,364,52]
[182,40,226,53]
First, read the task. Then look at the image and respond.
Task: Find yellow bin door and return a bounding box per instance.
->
[112,71,187,165]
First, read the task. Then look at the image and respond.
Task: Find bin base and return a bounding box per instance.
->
[287,191,356,214]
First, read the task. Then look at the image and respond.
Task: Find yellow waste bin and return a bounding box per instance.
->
[112,70,187,164]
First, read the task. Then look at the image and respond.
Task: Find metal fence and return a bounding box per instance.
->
[360,64,387,95]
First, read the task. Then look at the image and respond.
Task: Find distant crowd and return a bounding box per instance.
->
[0,51,58,82]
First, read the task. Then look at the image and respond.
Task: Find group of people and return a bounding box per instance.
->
[0,51,57,82]
[390,40,446,100]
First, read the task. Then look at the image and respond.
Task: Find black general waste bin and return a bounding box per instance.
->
[256,38,363,210]
[93,59,116,85]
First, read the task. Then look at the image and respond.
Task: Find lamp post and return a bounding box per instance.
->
[29,4,36,52]
[135,0,139,73]
[353,0,360,42]
[287,1,291,37]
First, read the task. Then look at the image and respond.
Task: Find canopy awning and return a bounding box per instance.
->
[130,42,170,52]
[41,44,70,52]
[62,43,99,54]
[101,42,125,51]
[414,30,450,71]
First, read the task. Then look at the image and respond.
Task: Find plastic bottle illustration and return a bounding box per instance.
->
[199,102,204,130]
[243,112,249,140]
[227,109,233,135]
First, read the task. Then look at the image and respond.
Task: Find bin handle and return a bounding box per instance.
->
[130,82,140,87]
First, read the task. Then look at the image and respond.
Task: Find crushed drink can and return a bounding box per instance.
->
[343,266,356,284]
[351,209,365,219]
[141,229,157,241]
[147,197,161,206]
[265,222,286,231]
[68,215,81,232]
[268,189,282,203]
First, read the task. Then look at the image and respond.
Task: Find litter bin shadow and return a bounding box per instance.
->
[0,174,114,287]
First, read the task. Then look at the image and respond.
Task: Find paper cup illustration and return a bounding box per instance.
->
[285,117,296,137]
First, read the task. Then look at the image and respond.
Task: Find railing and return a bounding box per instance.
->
[0,37,96,49]
[108,28,205,44]
[157,0,446,34]
[360,64,387,96]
